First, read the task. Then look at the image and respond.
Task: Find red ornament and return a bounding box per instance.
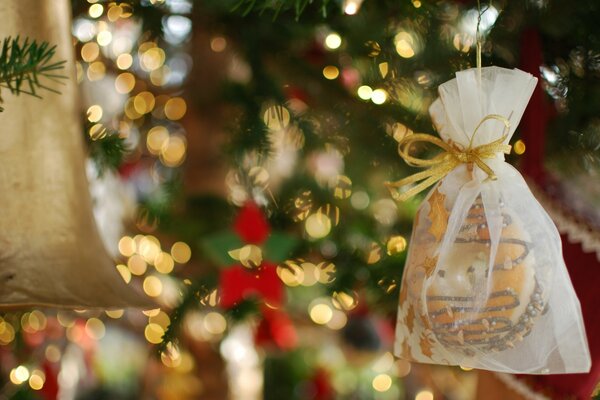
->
[255,308,298,351]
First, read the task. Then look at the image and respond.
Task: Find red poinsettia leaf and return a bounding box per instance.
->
[219,262,283,309]
[234,202,271,244]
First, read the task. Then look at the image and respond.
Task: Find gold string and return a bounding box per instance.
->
[476,0,482,75]
[385,114,512,202]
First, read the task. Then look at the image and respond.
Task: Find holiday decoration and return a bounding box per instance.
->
[255,308,298,351]
[0,0,151,308]
[202,202,298,309]
[3,0,600,398]
[389,66,591,373]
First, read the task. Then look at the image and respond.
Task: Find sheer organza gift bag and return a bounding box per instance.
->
[388,66,591,374]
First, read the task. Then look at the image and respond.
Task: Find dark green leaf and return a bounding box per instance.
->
[263,232,299,263]
[200,231,243,266]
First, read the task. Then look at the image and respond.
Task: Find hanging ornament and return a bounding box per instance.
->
[254,308,298,351]
[388,65,590,374]
[0,0,151,309]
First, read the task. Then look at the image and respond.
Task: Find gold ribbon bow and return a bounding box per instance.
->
[386,114,512,202]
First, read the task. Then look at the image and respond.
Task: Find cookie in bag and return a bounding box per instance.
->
[424,190,545,356]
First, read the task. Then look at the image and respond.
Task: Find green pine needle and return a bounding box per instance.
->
[232,0,331,19]
[158,276,217,354]
[0,36,66,112]
[87,126,129,176]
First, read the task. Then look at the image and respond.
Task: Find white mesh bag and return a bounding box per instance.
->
[392,67,591,374]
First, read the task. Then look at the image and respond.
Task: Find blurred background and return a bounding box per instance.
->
[0,0,599,399]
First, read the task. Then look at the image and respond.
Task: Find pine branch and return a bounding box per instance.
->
[0,36,66,112]
[158,276,217,354]
[231,0,332,19]
[86,124,129,176]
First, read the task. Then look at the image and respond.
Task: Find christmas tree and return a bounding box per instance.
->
[0,0,598,399]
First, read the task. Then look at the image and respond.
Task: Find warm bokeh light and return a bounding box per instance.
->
[160,135,187,167]
[204,312,227,335]
[333,175,352,199]
[97,31,113,47]
[115,72,135,94]
[396,359,412,377]
[118,236,136,257]
[372,374,392,392]
[300,262,319,286]
[128,254,148,275]
[134,91,156,115]
[210,36,227,52]
[88,124,107,140]
[146,126,170,154]
[88,3,104,18]
[387,235,407,255]
[317,262,336,284]
[305,213,332,239]
[116,264,132,283]
[371,89,387,104]
[106,309,125,319]
[155,251,175,274]
[415,390,434,400]
[164,97,187,120]
[263,105,291,130]
[11,366,30,385]
[324,33,342,50]
[323,65,339,80]
[143,275,163,297]
[326,310,347,330]
[87,61,106,81]
[514,139,526,155]
[145,323,165,344]
[29,370,45,390]
[45,345,61,363]
[309,303,333,325]
[171,241,192,263]
[357,85,373,100]
[366,242,382,264]
[379,62,389,78]
[332,291,358,311]
[141,47,166,71]
[277,262,304,287]
[116,53,133,69]
[81,42,100,62]
[87,104,103,123]
[85,318,106,340]
[394,31,416,58]
[343,0,362,15]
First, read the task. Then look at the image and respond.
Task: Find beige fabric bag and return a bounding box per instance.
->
[0,0,152,309]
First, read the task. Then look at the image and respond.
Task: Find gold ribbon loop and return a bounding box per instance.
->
[386,114,512,202]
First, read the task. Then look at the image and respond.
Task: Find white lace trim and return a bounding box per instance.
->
[494,373,550,400]
[529,182,600,261]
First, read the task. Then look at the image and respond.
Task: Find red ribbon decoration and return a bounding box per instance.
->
[219,202,284,309]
